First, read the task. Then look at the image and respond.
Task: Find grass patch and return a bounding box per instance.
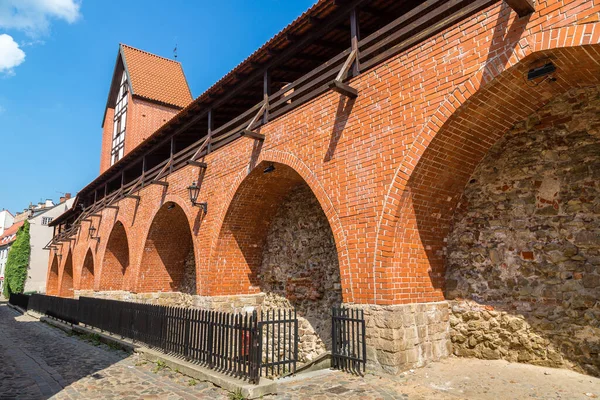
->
[228,389,245,400]
[188,378,198,387]
[107,341,121,351]
[153,360,167,373]
[83,333,102,346]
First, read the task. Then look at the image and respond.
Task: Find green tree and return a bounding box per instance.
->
[3,221,31,297]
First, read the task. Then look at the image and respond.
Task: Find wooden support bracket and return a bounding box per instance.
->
[150,180,169,187]
[188,136,210,165]
[504,0,535,17]
[329,49,358,98]
[91,214,102,218]
[105,205,119,210]
[240,129,266,141]
[329,80,358,98]
[187,160,208,168]
[124,194,141,200]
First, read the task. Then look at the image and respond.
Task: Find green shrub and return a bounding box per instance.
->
[3,221,31,297]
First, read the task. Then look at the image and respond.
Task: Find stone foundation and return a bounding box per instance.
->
[350,302,451,375]
[74,290,264,313]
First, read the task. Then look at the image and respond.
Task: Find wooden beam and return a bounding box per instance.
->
[240,130,266,141]
[187,160,208,168]
[263,69,271,124]
[314,39,347,50]
[329,80,358,98]
[150,180,169,187]
[504,0,535,17]
[124,194,141,200]
[105,205,119,210]
[292,53,325,62]
[350,8,360,75]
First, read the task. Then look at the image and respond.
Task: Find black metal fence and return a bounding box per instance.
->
[332,306,366,374]
[8,293,30,310]
[79,297,262,380]
[258,309,298,378]
[28,294,80,324]
[21,294,298,383]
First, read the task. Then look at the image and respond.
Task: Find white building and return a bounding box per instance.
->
[0,221,23,294]
[0,210,14,236]
[25,197,75,293]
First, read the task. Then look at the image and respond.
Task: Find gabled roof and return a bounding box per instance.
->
[0,221,24,247]
[120,44,193,108]
[102,44,193,126]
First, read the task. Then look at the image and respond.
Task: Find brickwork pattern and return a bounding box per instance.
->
[50,2,600,306]
[59,251,74,298]
[138,203,195,294]
[46,255,59,295]
[99,222,131,291]
[79,249,95,291]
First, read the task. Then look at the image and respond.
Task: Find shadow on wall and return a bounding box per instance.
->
[100,222,131,291]
[138,202,196,295]
[259,182,342,362]
[444,86,600,376]
[394,43,600,304]
[218,162,342,362]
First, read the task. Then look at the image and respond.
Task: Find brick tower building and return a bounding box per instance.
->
[99,44,192,173]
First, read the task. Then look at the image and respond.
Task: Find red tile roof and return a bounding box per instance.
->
[120,44,193,109]
[0,221,24,247]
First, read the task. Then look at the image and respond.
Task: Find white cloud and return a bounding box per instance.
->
[0,0,81,36]
[0,34,25,75]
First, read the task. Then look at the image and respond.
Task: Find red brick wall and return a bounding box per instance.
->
[137,202,193,293]
[54,1,600,305]
[47,255,59,295]
[98,222,131,291]
[99,95,180,174]
[79,249,95,290]
[125,97,180,156]
[59,251,74,298]
[99,108,114,174]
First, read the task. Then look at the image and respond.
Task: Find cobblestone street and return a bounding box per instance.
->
[1,302,600,399]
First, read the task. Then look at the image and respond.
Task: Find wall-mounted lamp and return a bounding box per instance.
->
[527,62,556,81]
[264,164,276,174]
[88,225,100,241]
[187,181,208,213]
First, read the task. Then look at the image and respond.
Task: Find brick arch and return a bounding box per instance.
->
[136,201,196,294]
[373,36,600,304]
[209,150,353,301]
[99,221,131,291]
[78,248,95,290]
[47,254,59,295]
[59,250,74,298]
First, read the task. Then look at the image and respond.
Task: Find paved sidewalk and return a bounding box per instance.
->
[0,301,599,399]
[0,303,228,399]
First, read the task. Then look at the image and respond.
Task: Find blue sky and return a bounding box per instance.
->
[0,0,314,214]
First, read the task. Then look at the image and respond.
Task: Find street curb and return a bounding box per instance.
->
[6,303,26,314]
[36,316,276,398]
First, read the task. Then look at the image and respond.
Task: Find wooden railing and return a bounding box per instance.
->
[53,0,497,240]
